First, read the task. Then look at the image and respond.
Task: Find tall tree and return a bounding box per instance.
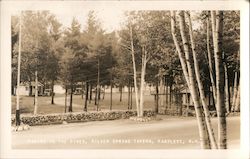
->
[170,11,211,149]
[61,18,87,112]
[124,11,175,117]
[12,11,62,114]
[129,23,140,115]
[186,11,217,149]
[223,11,240,112]
[206,11,217,105]
[212,11,227,149]
[46,15,62,104]
[83,11,113,111]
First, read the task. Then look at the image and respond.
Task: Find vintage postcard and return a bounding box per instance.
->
[0,0,249,159]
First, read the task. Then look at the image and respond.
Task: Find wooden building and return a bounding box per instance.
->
[16,81,44,96]
[180,87,215,115]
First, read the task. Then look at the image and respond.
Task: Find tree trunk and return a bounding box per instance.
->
[89,84,92,103]
[186,11,217,149]
[68,83,73,112]
[84,82,88,112]
[119,85,123,102]
[64,86,67,113]
[206,11,217,105]
[130,84,133,109]
[29,80,32,96]
[139,46,147,117]
[169,85,172,109]
[229,86,233,106]
[102,86,105,100]
[12,78,15,95]
[96,58,100,110]
[208,88,211,109]
[16,13,22,126]
[81,81,84,99]
[159,73,164,108]
[94,85,97,105]
[234,83,240,112]
[98,87,101,100]
[155,82,159,114]
[224,58,230,113]
[213,11,227,149]
[110,78,113,110]
[211,11,217,60]
[165,78,168,110]
[186,91,190,116]
[178,94,183,116]
[128,79,131,109]
[129,23,140,116]
[34,70,38,115]
[231,72,238,112]
[139,69,145,117]
[51,79,55,104]
[180,11,210,149]
[171,11,211,149]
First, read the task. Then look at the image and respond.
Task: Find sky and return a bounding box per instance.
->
[51,9,202,34]
[12,8,201,34]
[50,8,127,33]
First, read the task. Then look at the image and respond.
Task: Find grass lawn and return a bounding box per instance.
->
[73,92,156,110]
[11,95,70,114]
[11,92,157,115]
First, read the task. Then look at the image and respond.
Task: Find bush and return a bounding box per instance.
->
[11,110,155,126]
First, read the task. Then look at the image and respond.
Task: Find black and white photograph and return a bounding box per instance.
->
[0,1,249,159]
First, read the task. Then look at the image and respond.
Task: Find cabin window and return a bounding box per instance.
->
[25,86,29,91]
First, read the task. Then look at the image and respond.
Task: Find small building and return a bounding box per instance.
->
[18,81,44,96]
[180,87,215,111]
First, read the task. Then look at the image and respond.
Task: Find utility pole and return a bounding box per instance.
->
[16,11,22,126]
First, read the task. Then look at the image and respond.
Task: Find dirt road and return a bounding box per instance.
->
[12,115,240,149]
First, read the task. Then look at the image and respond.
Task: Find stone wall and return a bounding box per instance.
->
[11,110,156,126]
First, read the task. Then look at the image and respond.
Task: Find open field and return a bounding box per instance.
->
[11,92,157,114]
